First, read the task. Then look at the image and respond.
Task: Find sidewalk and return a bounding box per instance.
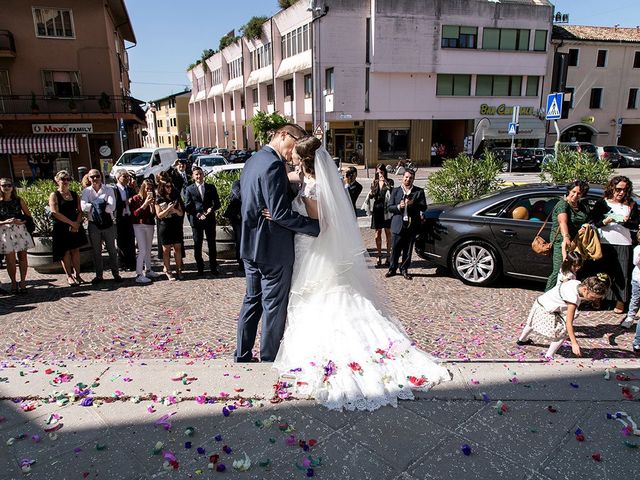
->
[0,358,638,479]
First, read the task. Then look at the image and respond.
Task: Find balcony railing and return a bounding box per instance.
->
[0,30,16,58]
[0,94,145,121]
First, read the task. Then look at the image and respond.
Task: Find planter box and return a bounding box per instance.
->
[28,236,93,274]
[215,225,237,260]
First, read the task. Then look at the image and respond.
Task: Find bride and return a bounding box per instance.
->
[271,136,450,411]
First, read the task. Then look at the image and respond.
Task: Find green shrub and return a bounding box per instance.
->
[539,149,612,185]
[278,0,298,8]
[247,111,291,145]
[426,152,502,204]
[206,169,242,225]
[18,179,82,236]
[241,16,268,39]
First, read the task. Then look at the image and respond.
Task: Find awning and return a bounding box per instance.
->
[275,52,311,78]
[246,67,273,87]
[0,135,78,154]
[475,117,545,140]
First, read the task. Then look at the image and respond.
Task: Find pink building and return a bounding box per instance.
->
[544,25,640,149]
[188,0,553,166]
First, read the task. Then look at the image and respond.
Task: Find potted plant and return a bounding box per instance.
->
[18,179,92,273]
[30,92,39,113]
[98,92,111,112]
[205,169,242,259]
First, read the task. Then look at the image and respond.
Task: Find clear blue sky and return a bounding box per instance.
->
[126,0,640,102]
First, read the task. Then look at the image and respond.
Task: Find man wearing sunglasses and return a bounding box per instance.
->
[80,169,121,284]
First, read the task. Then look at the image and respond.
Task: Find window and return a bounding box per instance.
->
[629,88,638,109]
[229,96,234,111]
[228,57,243,79]
[252,88,258,106]
[304,74,312,98]
[378,129,409,160]
[436,74,471,96]
[196,77,204,92]
[533,30,547,51]
[634,52,640,68]
[284,79,294,101]
[281,23,311,59]
[482,28,529,50]
[475,75,522,96]
[266,84,274,104]
[564,87,575,108]
[568,49,579,66]
[325,68,334,94]
[441,26,477,49]
[211,69,222,85]
[589,88,603,109]
[0,70,10,95]
[43,70,80,97]
[250,43,272,71]
[33,7,75,38]
[525,76,539,96]
[596,49,608,67]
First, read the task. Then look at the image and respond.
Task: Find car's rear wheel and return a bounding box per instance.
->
[450,240,500,286]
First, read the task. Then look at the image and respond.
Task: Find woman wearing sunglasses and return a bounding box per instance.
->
[0,178,34,294]
[49,170,88,286]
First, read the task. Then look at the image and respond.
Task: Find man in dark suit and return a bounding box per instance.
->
[235,124,320,363]
[385,169,426,280]
[113,168,137,271]
[170,159,190,198]
[344,166,363,212]
[184,166,220,276]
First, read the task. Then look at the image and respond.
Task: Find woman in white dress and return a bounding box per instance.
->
[271,137,450,411]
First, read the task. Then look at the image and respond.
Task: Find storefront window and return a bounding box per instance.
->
[378,129,408,160]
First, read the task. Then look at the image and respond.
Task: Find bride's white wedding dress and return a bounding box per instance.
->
[274,148,450,411]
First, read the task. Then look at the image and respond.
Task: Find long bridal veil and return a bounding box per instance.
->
[276,146,450,411]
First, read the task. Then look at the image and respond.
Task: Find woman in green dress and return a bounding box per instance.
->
[545,181,590,292]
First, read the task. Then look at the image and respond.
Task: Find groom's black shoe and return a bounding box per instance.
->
[401,271,413,280]
[235,356,260,363]
[385,270,396,278]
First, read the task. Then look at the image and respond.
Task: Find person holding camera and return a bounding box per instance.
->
[130,179,160,284]
[155,180,184,281]
[385,169,426,280]
[344,166,362,212]
[184,166,221,276]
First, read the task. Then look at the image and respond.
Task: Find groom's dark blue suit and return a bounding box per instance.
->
[236,146,320,362]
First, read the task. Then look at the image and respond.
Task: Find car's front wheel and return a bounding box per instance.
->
[450,240,500,286]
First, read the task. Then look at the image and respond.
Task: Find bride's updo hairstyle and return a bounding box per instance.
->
[295,136,321,176]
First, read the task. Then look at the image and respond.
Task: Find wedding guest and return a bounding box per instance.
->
[80,169,122,284]
[49,170,87,286]
[113,169,137,271]
[364,163,394,268]
[344,166,362,212]
[170,159,190,198]
[588,176,639,313]
[130,179,159,284]
[0,178,34,294]
[184,166,220,276]
[155,180,184,280]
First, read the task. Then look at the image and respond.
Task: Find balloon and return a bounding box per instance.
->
[512,206,529,220]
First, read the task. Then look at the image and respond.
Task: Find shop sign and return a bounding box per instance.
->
[32,123,93,134]
[580,116,595,124]
[479,104,537,117]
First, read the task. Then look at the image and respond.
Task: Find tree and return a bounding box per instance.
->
[247,111,291,145]
[241,16,268,40]
[219,31,240,51]
[278,0,298,8]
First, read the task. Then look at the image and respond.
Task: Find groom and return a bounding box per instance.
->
[235,124,321,362]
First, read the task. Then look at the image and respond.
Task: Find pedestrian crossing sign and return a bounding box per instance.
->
[546,93,563,120]
[508,122,518,136]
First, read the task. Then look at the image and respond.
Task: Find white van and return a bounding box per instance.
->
[109,147,177,183]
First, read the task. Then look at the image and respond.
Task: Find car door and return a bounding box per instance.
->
[487,194,561,280]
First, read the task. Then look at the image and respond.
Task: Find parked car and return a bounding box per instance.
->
[490,147,539,172]
[556,142,598,159]
[530,148,555,167]
[598,145,640,167]
[414,183,638,286]
[228,149,253,163]
[109,147,178,184]
[211,148,231,160]
[193,154,228,175]
[204,163,244,178]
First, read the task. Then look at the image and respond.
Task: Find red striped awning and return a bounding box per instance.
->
[0,135,78,154]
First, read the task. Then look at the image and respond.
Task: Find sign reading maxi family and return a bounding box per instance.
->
[479,104,538,117]
[32,123,94,134]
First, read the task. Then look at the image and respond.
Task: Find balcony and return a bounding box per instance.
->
[0,30,16,58]
[0,94,146,122]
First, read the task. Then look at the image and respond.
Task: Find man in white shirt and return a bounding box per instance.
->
[80,169,122,284]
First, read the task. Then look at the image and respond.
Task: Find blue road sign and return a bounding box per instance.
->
[508,122,518,136]
[546,93,563,120]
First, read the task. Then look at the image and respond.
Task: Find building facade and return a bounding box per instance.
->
[544,25,640,149]
[0,0,143,181]
[187,0,553,166]
[144,91,190,150]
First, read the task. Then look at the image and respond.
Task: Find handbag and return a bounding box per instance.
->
[531,212,559,256]
[570,224,602,261]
